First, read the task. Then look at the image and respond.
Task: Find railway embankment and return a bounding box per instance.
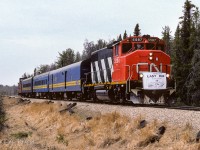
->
[0,96,200,149]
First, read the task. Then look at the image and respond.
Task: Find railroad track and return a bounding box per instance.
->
[20,97,200,111]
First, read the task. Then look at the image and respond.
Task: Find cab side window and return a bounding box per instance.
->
[115,45,119,56]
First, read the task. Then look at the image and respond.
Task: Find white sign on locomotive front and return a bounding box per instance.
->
[142,72,167,90]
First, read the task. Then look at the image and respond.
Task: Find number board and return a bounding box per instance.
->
[148,38,157,42]
[132,38,143,42]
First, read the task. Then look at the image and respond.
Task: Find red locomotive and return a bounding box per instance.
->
[86,35,175,104]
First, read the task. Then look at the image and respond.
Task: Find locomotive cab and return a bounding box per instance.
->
[112,35,175,104]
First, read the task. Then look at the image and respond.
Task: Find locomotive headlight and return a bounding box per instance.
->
[139,73,143,78]
[149,52,153,56]
[166,74,170,78]
[149,56,153,60]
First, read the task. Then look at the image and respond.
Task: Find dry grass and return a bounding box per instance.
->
[0,95,5,131]
[0,97,200,150]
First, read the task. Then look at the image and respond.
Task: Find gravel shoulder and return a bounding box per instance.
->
[29,98,200,131]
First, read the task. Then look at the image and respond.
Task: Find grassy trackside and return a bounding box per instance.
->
[0,97,200,150]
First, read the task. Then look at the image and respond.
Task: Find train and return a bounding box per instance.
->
[18,35,176,105]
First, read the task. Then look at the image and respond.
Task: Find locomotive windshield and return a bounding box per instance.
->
[146,43,155,50]
[156,44,165,51]
[122,43,132,53]
[121,37,165,54]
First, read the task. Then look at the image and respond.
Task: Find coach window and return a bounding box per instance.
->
[122,43,132,53]
[115,45,119,56]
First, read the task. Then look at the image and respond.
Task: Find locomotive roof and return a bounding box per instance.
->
[91,47,112,55]
[120,36,163,43]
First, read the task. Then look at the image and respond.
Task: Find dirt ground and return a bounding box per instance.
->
[0,96,200,150]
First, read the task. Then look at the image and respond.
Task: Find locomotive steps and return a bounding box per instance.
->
[0,96,200,149]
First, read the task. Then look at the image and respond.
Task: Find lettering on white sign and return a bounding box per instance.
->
[142,72,166,90]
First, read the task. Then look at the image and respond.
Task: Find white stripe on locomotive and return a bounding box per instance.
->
[101,59,108,82]
[95,61,102,83]
[107,57,113,74]
[91,63,94,83]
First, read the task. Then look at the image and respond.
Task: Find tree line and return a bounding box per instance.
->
[21,0,200,105]
[0,85,17,96]
[162,0,200,105]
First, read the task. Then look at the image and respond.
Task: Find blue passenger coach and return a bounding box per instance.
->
[21,77,33,97]
[33,72,49,98]
[49,59,90,99]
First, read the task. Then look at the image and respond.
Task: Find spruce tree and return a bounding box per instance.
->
[74,51,82,62]
[161,26,172,55]
[118,34,122,41]
[186,8,200,105]
[173,0,197,104]
[123,30,127,39]
[134,23,141,36]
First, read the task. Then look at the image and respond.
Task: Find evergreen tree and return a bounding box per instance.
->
[74,51,82,62]
[123,30,127,39]
[173,0,197,104]
[134,23,141,36]
[179,0,195,49]
[186,8,200,105]
[95,39,107,50]
[161,26,172,55]
[117,34,122,41]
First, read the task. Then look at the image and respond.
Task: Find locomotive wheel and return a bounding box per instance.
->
[91,92,98,102]
[92,96,98,102]
[79,94,85,101]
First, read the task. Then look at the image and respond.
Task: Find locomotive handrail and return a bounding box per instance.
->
[135,63,173,74]
[131,64,140,79]
[150,63,159,72]
[125,65,131,93]
[136,63,149,73]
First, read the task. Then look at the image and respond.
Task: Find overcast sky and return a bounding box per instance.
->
[0,0,200,86]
